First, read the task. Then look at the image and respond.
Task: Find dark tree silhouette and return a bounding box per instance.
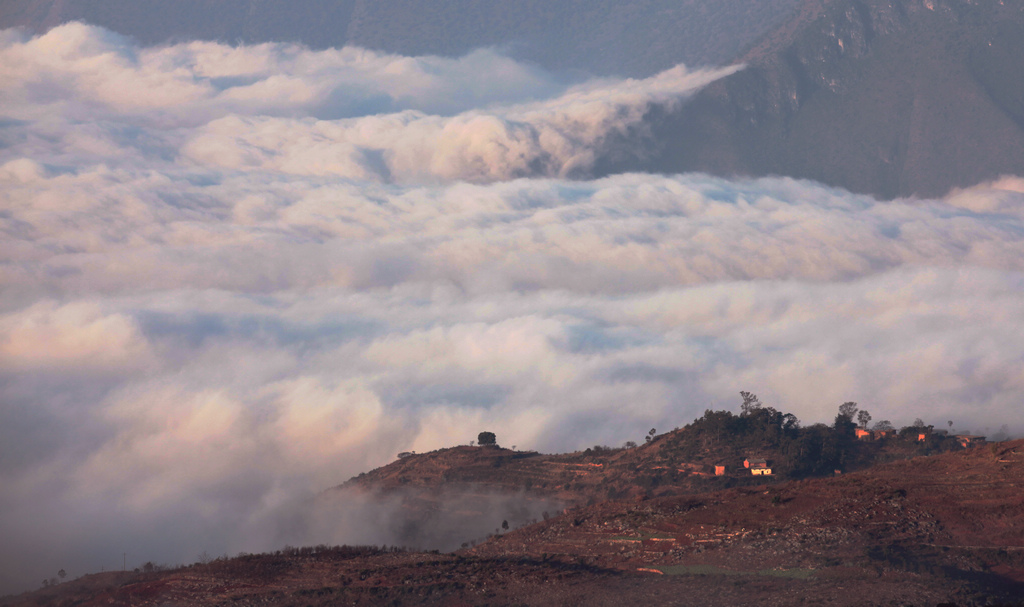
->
[873,420,894,432]
[477,431,497,445]
[834,402,859,438]
[740,391,762,415]
[838,402,859,418]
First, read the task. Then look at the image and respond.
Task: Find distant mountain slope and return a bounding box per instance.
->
[0,0,801,75]
[634,0,1024,198]
[339,0,801,75]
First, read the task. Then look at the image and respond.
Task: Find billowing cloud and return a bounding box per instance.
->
[1,22,1023,597]
[179,64,739,182]
[0,301,153,371]
[0,22,738,182]
[0,22,564,123]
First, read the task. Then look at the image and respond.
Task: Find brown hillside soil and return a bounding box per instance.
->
[2,549,635,607]
[469,439,1024,604]
[7,441,1024,606]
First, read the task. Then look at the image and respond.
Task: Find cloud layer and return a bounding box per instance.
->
[2,23,1024,595]
[0,22,738,184]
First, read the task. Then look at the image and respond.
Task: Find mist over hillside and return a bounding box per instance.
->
[0,0,801,76]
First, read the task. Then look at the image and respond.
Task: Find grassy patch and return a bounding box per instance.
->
[654,564,814,579]
[607,531,672,542]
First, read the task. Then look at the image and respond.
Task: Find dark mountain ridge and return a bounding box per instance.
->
[628,0,1024,199]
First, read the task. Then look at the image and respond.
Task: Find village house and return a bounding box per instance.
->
[856,428,892,441]
[956,435,987,448]
[745,457,771,476]
[743,457,767,469]
[714,465,726,476]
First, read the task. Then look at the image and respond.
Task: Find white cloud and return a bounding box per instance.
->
[0,22,564,124]
[179,64,739,183]
[0,301,154,371]
[0,23,738,183]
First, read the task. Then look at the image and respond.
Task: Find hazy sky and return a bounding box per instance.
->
[2,23,1023,594]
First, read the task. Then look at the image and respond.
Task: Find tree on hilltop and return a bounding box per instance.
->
[477,431,497,446]
[838,401,858,419]
[873,420,893,432]
[834,402,858,437]
[740,391,762,415]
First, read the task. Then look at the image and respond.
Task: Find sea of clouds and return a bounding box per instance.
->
[2,23,1024,593]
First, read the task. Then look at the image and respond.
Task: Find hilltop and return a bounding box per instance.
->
[326,401,973,551]
[341,403,963,504]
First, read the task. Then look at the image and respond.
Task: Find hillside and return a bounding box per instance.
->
[8,440,1023,606]
[0,0,801,76]
[341,409,959,502]
[326,406,967,551]
[625,0,1024,198]
[470,438,1024,604]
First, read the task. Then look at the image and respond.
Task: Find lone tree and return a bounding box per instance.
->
[873,420,894,432]
[834,402,859,435]
[477,431,497,446]
[857,409,872,429]
[838,401,859,419]
[740,391,762,415]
